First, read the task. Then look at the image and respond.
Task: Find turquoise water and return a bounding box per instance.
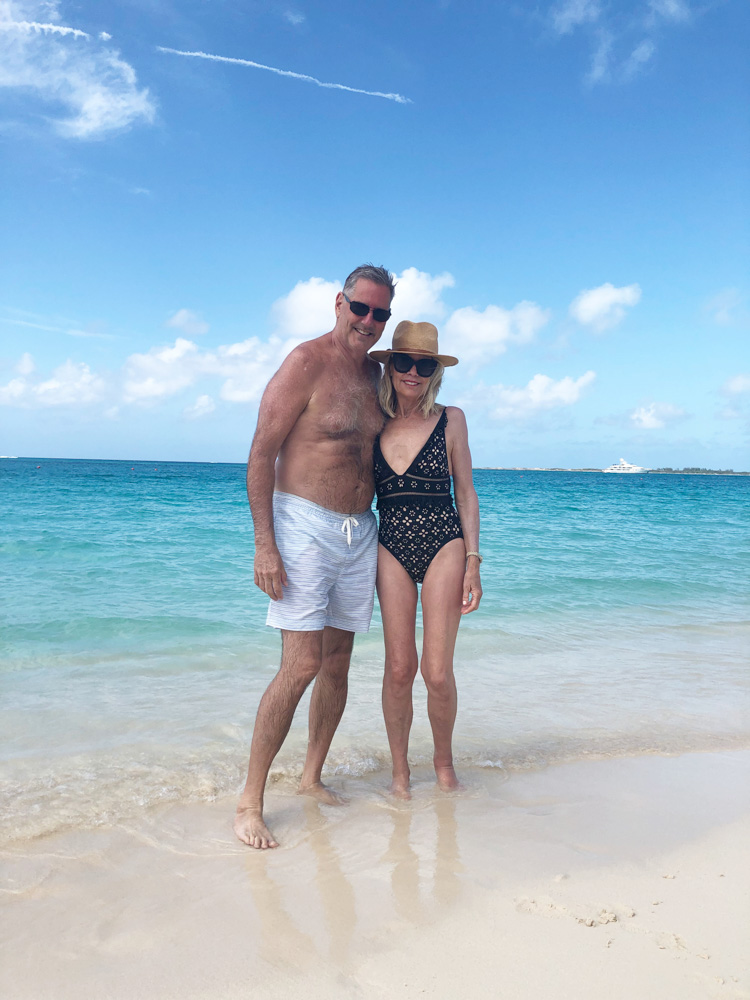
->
[1,458,748,843]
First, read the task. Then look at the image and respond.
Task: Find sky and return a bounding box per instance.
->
[1,0,748,469]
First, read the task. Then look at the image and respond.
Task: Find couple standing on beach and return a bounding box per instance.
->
[235,264,482,849]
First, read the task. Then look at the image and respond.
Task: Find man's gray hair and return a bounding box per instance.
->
[343,264,396,302]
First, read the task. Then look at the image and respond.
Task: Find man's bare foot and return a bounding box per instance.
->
[297,781,348,806]
[435,764,461,792]
[234,807,279,849]
[389,777,412,801]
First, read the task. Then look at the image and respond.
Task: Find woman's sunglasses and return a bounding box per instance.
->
[391,353,439,378]
[343,293,391,324]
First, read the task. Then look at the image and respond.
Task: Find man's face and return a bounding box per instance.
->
[334,279,392,350]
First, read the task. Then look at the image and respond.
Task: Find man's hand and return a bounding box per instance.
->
[461,564,482,615]
[254,544,288,601]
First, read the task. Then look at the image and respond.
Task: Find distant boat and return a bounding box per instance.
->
[603,458,647,474]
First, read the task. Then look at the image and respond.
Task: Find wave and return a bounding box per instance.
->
[2,730,748,847]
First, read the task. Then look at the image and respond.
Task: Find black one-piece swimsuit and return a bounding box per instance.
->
[374,408,464,584]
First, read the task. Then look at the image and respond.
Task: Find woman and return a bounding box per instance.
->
[370,321,482,799]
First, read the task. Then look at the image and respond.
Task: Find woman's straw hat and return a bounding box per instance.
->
[369,320,458,367]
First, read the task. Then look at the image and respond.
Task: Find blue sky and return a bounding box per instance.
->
[1,0,748,468]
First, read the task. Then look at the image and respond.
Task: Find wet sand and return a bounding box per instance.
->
[1,751,748,999]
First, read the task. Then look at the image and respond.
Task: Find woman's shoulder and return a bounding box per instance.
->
[442,404,466,425]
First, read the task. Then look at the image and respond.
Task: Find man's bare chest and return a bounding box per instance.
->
[310,375,383,441]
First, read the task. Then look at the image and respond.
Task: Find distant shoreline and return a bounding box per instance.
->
[478,468,750,476]
[2,457,748,476]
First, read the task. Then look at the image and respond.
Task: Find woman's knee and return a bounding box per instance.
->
[421,662,455,699]
[385,653,418,690]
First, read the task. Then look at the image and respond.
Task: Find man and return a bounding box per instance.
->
[234,264,395,849]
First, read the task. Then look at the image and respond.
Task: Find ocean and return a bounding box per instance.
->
[1,458,748,845]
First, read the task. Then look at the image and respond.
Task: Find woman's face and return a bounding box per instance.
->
[391,356,430,402]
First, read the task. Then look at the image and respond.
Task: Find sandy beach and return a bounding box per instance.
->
[2,749,748,999]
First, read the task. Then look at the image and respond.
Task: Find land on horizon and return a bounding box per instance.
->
[3,457,748,476]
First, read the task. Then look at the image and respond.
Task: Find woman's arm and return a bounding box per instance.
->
[445,406,482,614]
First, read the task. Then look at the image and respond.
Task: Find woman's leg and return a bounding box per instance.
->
[420,538,465,791]
[377,544,419,799]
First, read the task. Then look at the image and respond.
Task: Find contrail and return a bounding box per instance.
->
[156,46,412,105]
[0,20,90,40]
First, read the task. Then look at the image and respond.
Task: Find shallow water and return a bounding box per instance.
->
[1,458,748,843]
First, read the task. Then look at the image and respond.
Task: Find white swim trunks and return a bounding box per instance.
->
[265,491,378,633]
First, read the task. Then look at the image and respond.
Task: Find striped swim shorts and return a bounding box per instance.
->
[265,491,378,633]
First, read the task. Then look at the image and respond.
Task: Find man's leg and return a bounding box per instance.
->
[298,626,355,804]
[235,629,323,848]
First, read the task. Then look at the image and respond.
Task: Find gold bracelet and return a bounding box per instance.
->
[465,550,483,563]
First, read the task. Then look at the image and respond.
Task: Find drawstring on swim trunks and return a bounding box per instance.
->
[341,515,359,547]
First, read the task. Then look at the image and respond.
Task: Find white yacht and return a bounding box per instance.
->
[603,458,647,473]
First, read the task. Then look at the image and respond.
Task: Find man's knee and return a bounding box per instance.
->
[280,631,324,688]
[322,627,355,672]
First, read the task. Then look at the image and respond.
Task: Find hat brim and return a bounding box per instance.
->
[369,349,458,367]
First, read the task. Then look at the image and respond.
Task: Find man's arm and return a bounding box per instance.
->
[247,345,319,600]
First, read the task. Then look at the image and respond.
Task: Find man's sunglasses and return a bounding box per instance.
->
[391,353,439,378]
[343,293,391,324]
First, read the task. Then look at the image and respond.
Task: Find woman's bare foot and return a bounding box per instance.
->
[234,807,279,849]
[435,763,461,792]
[298,780,348,806]
[390,769,412,800]
[390,781,411,800]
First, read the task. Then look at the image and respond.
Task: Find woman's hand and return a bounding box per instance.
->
[461,559,482,614]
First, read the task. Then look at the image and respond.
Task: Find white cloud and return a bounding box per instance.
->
[706,288,744,326]
[569,282,641,332]
[271,277,340,338]
[0,377,27,404]
[478,371,596,421]
[1,15,88,39]
[98,31,111,41]
[389,267,455,326]
[157,46,411,105]
[648,0,690,22]
[443,301,551,362]
[213,337,288,403]
[166,308,210,337]
[1,311,115,338]
[0,1,155,138]
[630,402,686,429]
[0,359,107,406]
[16,351,34,374]
[551,0,699,85]
[551,0,601,35]
[283,11,305,26]
[722,375,750,396]
[35,360,106,404]
[623,39,655,78]
[121,334,294,407]
[122,337,201,402]
[587,31,612,84]
[183,394,215,419]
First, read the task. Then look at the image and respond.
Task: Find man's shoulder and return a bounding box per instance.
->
[284,334,330,366]
[274,335,331,384]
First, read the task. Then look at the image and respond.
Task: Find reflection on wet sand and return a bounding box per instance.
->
[383,796,464,927]
[304,799,357,970]
[239,790,466,975]
[241,798,357,973]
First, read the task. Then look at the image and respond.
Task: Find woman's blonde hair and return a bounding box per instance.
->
[378,358,444,418]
